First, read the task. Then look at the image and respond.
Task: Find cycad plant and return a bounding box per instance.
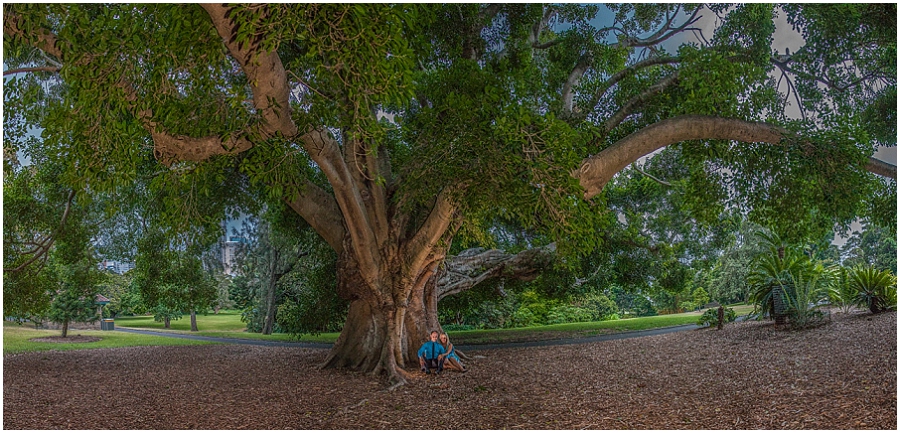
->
[848,266,897,314]
[827,266,857,313]
[781,265,832,329]
[747,248,811,323]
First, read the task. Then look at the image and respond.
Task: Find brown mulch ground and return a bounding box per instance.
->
[4,311,895,429]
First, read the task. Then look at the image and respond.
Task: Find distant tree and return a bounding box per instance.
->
[97,271,142,317]
[132,230,218,331]
[46,258,103,337]
[842,224,897,274]
[230,206,315,335]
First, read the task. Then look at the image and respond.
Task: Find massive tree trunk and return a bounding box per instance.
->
[321,251,443,385]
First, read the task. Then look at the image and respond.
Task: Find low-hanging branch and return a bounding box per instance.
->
[436,243,557,301]
[574,115,898,199]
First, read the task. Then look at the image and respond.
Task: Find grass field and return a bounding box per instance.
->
[3,321,216,355]
[451,304,756,344]
[5,304,755,353]
[114,311,248,331]
[113,311,338,343]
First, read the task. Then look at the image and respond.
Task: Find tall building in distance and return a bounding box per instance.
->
[98,259,135,274]
[222,236,247,276]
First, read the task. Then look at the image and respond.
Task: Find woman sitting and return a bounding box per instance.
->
[439,332,467,372]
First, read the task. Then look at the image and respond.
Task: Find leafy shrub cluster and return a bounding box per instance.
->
[696,307,736,327]
[748,231,896,330]
[439,285,623,330]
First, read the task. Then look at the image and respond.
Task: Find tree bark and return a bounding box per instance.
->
[164,317,171,329]
[403,260,442,363]
[321,248,445,386]
[61,320,69,338]
[261,262,277,335]
[190,310,198,332]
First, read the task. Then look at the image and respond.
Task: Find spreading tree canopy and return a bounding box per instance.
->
[4,4,895,385]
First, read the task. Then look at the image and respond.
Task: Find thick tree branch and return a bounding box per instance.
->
[144,4,318,165]
[3,11,63,59]
[344,138,391,248]
[436,243,556,300]
[300,128,380,280]
[561,56,592,117]
[403,190,457,274]
[866,157,897,180]
[574,115,897,199]
[201,4,297,139]
[284,180,346,254]
[529,7,557,47]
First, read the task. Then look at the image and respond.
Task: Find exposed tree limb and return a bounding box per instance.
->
[3,66,60,76]
[866,157,897,180]
[575,115,897,199]
[561,56,592,117]
[436,243,557,300]
[284,180,346,254]
[200,4,297,139]
[404,190,457,275]
[529,6,557,48]
[300,128,380,280]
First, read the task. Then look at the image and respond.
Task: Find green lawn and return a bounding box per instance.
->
[3,321,216,355]
[5,305,754,354]
[114,311,248,331]
[113,311,338,343]
[450,304,756,345]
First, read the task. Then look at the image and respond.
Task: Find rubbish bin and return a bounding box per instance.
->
[100,319,115,331]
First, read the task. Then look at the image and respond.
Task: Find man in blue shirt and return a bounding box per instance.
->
[417,330,446,374]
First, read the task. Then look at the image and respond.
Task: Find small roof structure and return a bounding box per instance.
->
[95,294,111,305]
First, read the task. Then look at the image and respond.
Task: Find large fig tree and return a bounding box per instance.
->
[4,4,894,384]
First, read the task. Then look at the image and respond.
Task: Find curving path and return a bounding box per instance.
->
[115,321,713,351]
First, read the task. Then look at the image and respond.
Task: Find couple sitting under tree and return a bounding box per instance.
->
[417,330,467,374]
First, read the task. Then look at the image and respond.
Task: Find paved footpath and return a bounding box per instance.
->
[116,322,708,351]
